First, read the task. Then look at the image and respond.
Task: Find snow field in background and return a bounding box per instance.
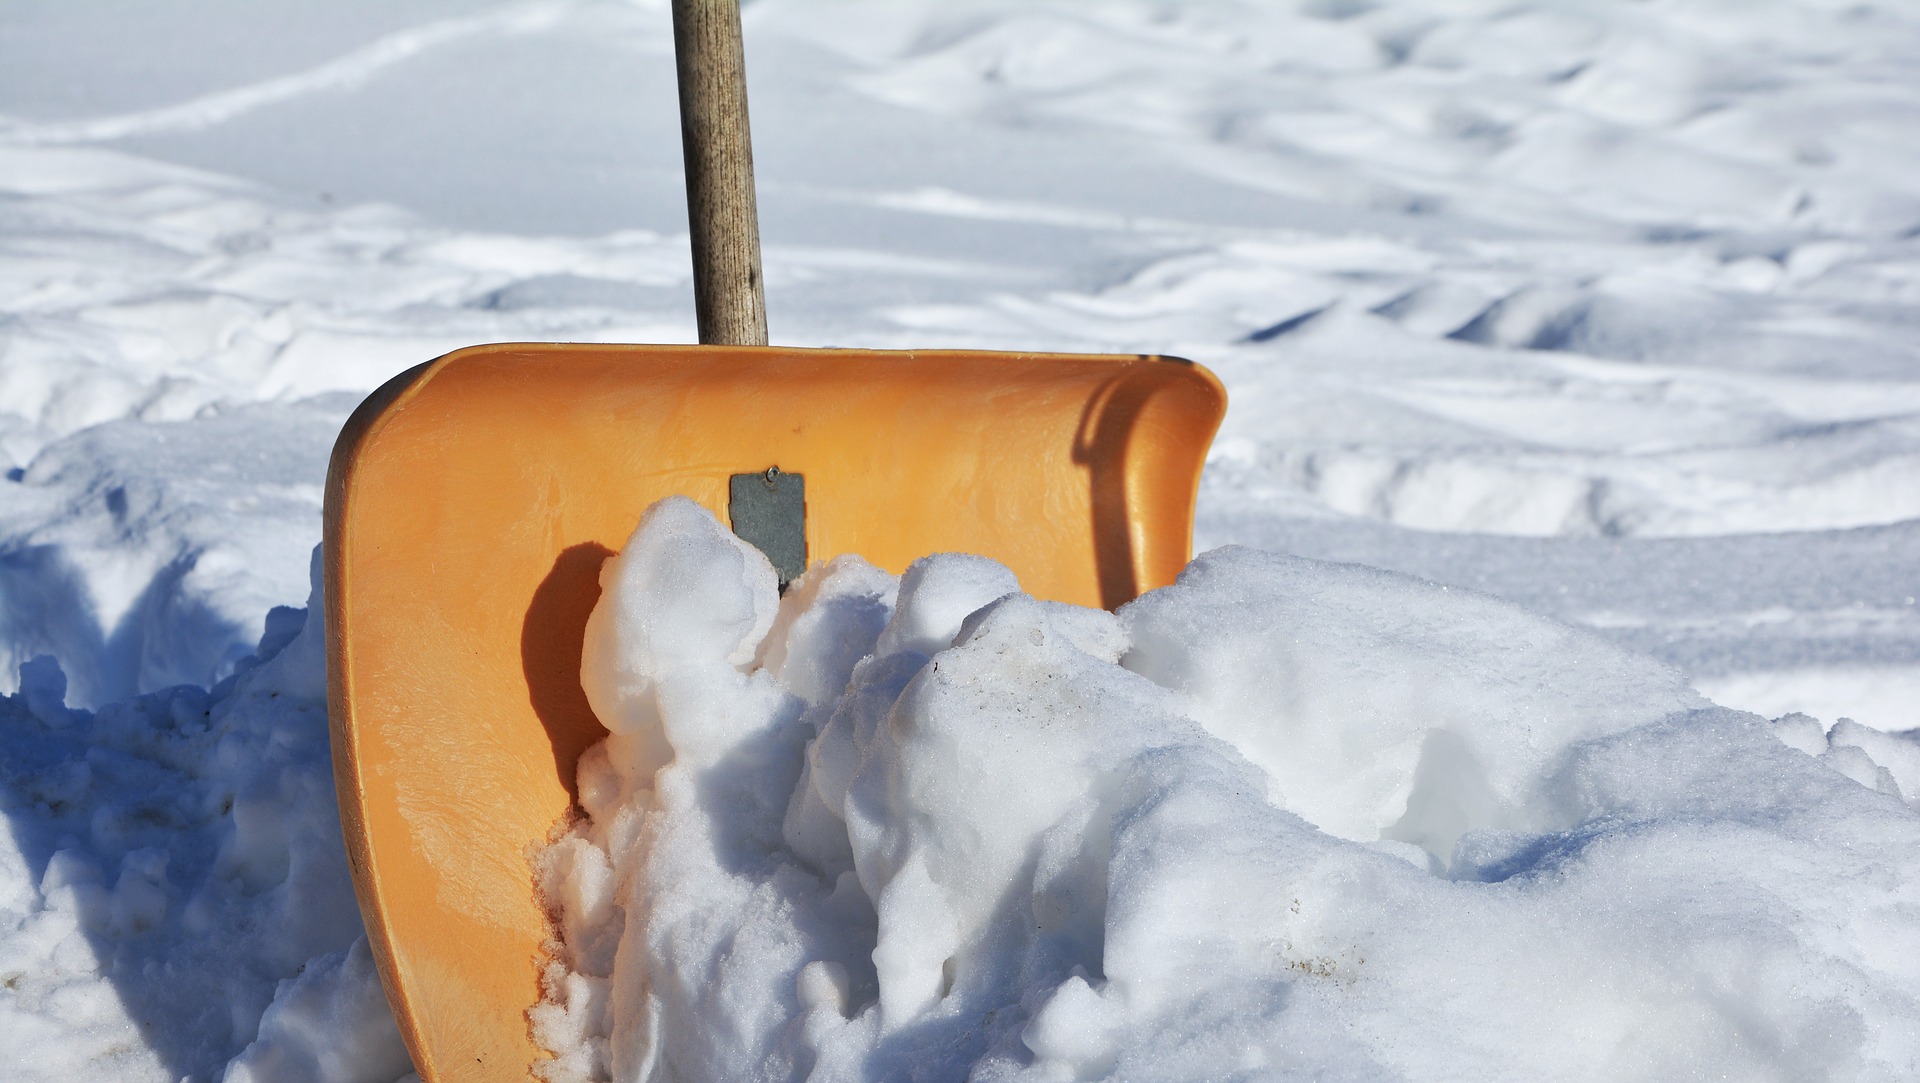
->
[3,0,1920,1077]
[533,499,1920,1080]
[5,0,1920,725]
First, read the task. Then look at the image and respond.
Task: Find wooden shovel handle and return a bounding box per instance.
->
[672,0,769,346]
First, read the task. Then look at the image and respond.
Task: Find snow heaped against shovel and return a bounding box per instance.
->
[532,499,1920,1081]
[3,0,1920,1077]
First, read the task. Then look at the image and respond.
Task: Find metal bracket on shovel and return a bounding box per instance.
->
[729,465,806,589]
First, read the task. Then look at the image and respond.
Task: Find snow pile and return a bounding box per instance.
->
[4,0,1920,1075]
[0,550,411,1082]
[534,499,1920,1081]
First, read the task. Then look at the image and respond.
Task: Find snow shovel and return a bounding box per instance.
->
[323,1,1224,1077]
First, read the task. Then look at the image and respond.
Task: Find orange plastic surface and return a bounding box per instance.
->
[323,343,1225,1080]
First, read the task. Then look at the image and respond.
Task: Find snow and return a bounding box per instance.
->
[1,0,1918,1078]
[538,499,1920,1080]
[1,555,408,1081]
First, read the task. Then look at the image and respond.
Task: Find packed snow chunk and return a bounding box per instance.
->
[579,495,782,774]
[535,502,1920,1081]
[1122,546,1707,863]
[845,591,1195,1029]
[1767,712,1920,809]
[869,553,1019,659]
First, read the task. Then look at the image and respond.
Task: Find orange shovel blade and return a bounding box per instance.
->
[324,343,1225,1079]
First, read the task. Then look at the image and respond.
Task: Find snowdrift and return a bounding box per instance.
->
[529,500,1920,1081]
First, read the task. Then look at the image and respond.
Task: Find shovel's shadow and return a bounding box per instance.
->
[521,542,615,806]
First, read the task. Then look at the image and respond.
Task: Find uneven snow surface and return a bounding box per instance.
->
[536,499,1919,1081]
[1,0,1918,1079]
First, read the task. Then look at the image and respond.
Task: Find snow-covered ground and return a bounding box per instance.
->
[2,0,1918,1079]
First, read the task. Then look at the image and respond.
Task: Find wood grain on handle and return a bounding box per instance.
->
[672,0,768,346]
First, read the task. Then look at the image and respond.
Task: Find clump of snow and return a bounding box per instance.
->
[534,500,1920,1080]
[5,0,1920,1074]
[0,549,411,1082]
[1122,547,1707,858]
